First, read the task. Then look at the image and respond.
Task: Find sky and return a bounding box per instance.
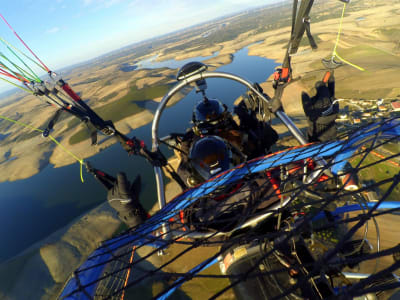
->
[0,0,280,93]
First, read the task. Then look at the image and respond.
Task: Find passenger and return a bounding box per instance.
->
[179,135,279,232]
[179,135,232,187]
[106,136,235,229]
[108,136,279,232]
[193,97,278,158]
[176,98,239,157]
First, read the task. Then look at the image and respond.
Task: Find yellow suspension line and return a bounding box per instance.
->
[0,114,85,182]
[330,3,365,72]
[0,76,33,93]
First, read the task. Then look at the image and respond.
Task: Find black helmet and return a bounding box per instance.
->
[189,136,231,181]
[193,98,227,135]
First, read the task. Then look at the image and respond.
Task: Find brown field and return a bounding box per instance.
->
[0,1,400,299]
[1,0,399,182]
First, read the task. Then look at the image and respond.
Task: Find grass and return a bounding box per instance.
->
[338,88,393,100]
[382,142,400,154]
[351,151,400,202]
[104,79,113,86]
[377,27,400,54]
[100,91,118,102]
[338,45,400,70]
[119,84,171,104]
[157,243,235,300]
[161,3,293,56]
[75,77,101,85]
[67,118,81,130]
[377,28,400,41]
[285,35,322,49]
[180,263,235,299]
[69,84,171,145]
[302,44,400,99]
[269,38,287,47]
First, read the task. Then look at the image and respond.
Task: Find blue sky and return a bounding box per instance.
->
[0,0,279,93]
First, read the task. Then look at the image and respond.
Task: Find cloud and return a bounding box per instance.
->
[46,27,60,34]
[104,0,123,8]
[82,0,124,8]
[83,0,94,5]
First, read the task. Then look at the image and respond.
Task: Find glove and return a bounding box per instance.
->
[302,80,338,143]
[107,172,147,228]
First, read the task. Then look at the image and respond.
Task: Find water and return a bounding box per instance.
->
[137,51,219,70]
[0,45,278,263]
[0,133,10,141]
[121,51,219,72]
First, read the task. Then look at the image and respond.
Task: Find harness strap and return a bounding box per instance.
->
[289,0,315,55]
[271,0,316,113]
[42,109,63,137]
[303,17,318,50]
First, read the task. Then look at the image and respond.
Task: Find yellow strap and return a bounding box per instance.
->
[0,114,85,182]
[330,3,365,72]
[334,51,365,72]
[332,3,346,56]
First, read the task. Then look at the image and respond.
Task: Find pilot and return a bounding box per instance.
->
[107,173,148,228]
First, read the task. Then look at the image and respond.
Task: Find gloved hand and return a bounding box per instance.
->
[107,172,147,228]
[302,76,338,143]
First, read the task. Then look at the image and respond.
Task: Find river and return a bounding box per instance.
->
[0,45,278,263]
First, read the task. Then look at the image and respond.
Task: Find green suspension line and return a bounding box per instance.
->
[0,53,39,82]
[1,41,41,81]
[0,76,33,93]
[0,37,47,72]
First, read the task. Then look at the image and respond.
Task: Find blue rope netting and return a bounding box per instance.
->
[60,118,400,300]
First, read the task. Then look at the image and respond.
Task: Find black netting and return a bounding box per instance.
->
[60,117,400,300]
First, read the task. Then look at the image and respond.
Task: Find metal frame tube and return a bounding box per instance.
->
[151,71,317,224]
[152,71,308,151]
[168,196,292,239]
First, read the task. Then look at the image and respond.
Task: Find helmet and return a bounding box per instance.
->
[193,98,228,135]
[189,136,231,181]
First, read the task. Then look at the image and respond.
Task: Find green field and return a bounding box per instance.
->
[352,151,400,202]
[75,77,101,86]
[100,91,118,102]
[304,44,400,99]
[69,84,171,145]
[382,142,400,154]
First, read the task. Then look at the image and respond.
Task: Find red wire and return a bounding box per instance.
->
[0,66,27,82]
[0,13,50,72]
[120,246,136,300]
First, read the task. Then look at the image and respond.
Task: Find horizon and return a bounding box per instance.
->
[0,0,283,94]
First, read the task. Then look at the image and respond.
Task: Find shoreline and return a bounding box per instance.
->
[0,201,122,300]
